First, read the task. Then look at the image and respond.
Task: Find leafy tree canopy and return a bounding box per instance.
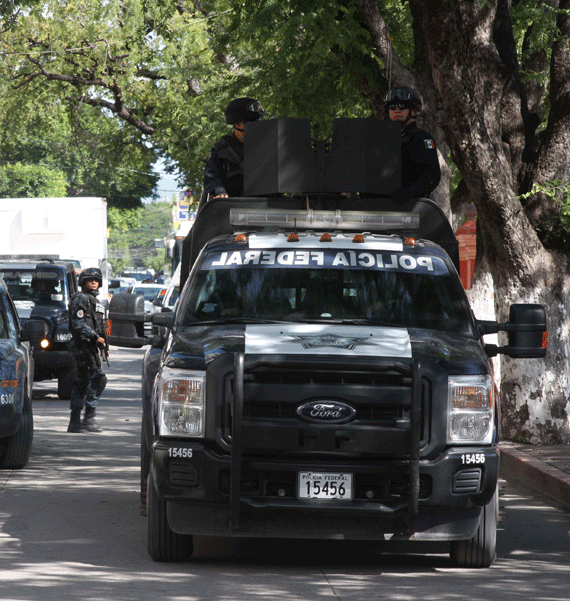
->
[0,162,67,197]
[108,200,174,273]
[0,84,159,207]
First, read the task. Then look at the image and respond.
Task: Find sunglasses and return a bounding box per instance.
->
[388,103,409,111]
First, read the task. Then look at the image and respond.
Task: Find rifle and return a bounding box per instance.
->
[100,340,110,367]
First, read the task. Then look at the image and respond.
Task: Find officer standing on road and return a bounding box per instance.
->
[385,87,441,203]
[67,267,108,433]
[202,97,265,202]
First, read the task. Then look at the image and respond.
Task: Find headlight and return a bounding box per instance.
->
[447,375,494,444]
[158,367,205,438]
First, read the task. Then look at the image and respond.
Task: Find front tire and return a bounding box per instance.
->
[450,485,499,568]
[147,475,194,561]
[0,392,33,469]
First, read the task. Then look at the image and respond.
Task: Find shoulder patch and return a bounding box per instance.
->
[76,309,84,319]
[424,139,436,150]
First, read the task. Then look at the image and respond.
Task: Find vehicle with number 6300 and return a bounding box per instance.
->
[0,278,47,469]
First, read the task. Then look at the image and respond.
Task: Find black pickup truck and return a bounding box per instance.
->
[108,119,547,567]
[0,258,79,399]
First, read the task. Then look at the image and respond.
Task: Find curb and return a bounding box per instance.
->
[499,444,570,510]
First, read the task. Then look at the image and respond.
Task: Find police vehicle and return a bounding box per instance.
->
[108,120,547,567]
[0,257,79,399]
[0,278,47,468]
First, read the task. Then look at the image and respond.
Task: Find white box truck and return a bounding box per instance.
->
[0,197,109,294]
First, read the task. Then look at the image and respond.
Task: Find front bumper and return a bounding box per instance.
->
[151,440,499,541]
[32,347,73,372]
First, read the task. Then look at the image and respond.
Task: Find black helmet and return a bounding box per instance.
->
[384,87,422,113]
[224,97,265,124]
[78,267,103,286]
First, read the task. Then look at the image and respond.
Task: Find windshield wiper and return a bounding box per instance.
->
[290,318,396,327]
[186,317,291,325]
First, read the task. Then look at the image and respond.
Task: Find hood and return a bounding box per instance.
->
[13,300,66,323]
[166,323,489,375]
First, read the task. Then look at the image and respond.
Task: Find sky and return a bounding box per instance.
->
[143,159,183,204]
[155,171,181,202]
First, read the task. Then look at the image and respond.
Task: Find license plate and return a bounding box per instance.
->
[298,472,353,500]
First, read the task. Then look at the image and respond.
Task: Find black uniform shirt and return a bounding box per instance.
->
[69,290,106,348]
[203,134,244,198]
[400,122,441,198]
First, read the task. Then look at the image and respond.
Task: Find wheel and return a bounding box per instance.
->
[450,485,499,568]
[147,475,194,561]
[0,392,33,469]
[57,365,75,400]
[140,424,150,507]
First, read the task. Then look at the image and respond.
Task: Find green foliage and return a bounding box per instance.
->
[225,1,383,138]
[0,0,413,199]
[0,162,67,197]
[518,180,570,247]
[108,201,174,272]
[0,77,159,208]
[378,0,414,71]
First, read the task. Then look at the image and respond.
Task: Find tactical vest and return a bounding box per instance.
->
[214,136,244,190]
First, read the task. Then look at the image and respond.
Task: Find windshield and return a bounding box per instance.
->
[0,268,65,303]
[129,286,164,301]
[178,249,473,333]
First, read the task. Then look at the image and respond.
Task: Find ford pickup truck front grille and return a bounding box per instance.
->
[220,356,431,453]
[225,353,426,530]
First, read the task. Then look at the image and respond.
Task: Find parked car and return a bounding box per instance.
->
[151,268,180,336]
[0,278,47,469]
[152,265,180,315]
[127,283,167,316]
[108,277,136,297]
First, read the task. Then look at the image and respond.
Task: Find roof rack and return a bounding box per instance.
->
[180,197,458,290]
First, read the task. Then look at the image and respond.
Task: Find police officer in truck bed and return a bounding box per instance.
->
[202,97,265,201]
[385,87,441,203]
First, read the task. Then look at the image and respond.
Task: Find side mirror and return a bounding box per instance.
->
[478,303,547,358]
[21,319,49,341]
[107,293,148,348]
[151,312,175,330]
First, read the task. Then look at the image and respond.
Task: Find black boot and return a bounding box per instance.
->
[67,410,82,433]
[81,406,102,432]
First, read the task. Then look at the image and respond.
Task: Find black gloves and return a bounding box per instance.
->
[390,187,416,204]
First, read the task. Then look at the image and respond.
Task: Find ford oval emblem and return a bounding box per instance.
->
[297,400,356,424]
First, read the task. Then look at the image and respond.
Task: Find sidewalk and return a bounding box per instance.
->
[499,442,570,510]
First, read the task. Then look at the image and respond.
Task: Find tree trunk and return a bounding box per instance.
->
[408,0,570,443]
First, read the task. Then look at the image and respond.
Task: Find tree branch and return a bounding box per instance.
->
[357,0,415,89]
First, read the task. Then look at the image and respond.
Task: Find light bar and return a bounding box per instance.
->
[230,208,419,231]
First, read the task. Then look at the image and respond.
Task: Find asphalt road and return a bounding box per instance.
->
[0,346,569,601]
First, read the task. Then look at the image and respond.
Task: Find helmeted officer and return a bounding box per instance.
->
[67,267,108,433]
[202,97,265,201]
[385,87,441,203]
